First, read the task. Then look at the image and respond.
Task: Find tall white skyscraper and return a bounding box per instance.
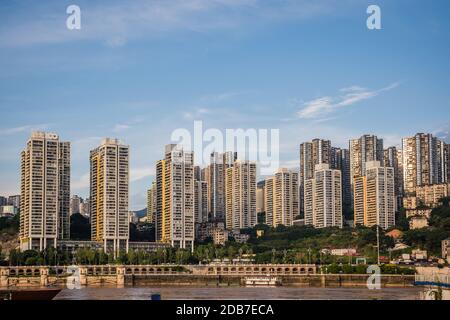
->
[90,138,129,256]
[147,181,156,224]
[304,164,342,229]
[155,144,195,250]
[299,139,332,214]
[225,160,257,230]
[195,180,208,224]
[264,168,299,227]
[402,133,441,194]
[349,135,384,186]
[20,132,70,251]
[437,139,449,184]
[256,181,265,219]
[354,161,395,229]
[204,152,237,222]
[332,147,351,213]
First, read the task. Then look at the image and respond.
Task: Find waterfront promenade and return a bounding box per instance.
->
[0,264,414,288]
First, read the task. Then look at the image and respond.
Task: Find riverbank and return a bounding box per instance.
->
[1,274,415,289]
[1,264,416,289]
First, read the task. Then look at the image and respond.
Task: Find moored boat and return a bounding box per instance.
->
[244,276,281,287]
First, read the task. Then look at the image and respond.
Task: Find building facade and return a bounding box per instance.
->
[403,183,450,211]
[147,181,156,224]
[384,147,403,196]
[437,140,450,184]
[256,180,265,222]
[354,161,395,229]
[349,134,384,187]
[203,152,237,222]
[225,160,257,230]
[0,205,19,217]
[300,139,332,214]
[90,138,129,256]
[402,133,442,194]
[304,164,342,229]
[194,180,208,225]
[332,148,351,214]
[264,168,299,227]
[7,195,20,210]
[155,144,195,250]
[20,132,70,251]
[70,195,83,215]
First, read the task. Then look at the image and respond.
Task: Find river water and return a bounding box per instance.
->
[54,286,423,300]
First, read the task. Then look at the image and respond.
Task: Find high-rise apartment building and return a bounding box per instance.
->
[155,144,195,250]
[0,196,7,206]
[304,164,342,229]
[300,139,332,182]
[299,139,332,214]
[256,181,265,220]
[396,149,404,193]
[264,168,299,227]
[402,133,441,194]
[79,198,90,218]
[20,132,70,251]
[225,160,257,230]
[437,140,449,184]
[204,152,237,222]
[332,148,351,213]
[147,181,156,224]
[194,180,208,225]
[194,165,202,182]
[349,134,384,186]
[384,146,404,210]
[7,195,21,210]
[354,161,395,229]
[90,138,129,256]
[414,183,450,208]
[70,195,83,215]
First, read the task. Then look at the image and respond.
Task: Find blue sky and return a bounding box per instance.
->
[1,0,450,209]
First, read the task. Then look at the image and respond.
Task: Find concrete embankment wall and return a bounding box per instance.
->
[1,274,414,289]
[126,274,415,288]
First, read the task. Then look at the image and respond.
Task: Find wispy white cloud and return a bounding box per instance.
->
[434,123,450,143]
[183,107,212,120]
[113,124,131,132]
[0,124,49,136]
[130,167,155,182]
[199,91,251,103]
[113,116,146,132]
[297,82,400,119]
